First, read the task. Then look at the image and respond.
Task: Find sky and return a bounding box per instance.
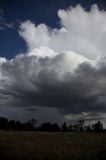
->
[1,0,106,125]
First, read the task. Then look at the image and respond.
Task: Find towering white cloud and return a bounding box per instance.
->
[19,21,50,50]
[19,5,106,61]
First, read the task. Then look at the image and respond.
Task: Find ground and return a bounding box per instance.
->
[0,131,106,160]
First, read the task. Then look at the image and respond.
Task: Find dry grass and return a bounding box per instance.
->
[0,131,106,160]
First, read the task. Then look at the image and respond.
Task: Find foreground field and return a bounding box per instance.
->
[0,131,106,160]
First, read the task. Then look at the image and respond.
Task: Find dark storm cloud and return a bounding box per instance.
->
[0,54,106,116]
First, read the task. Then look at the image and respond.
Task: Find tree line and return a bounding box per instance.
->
[0,117,104,132]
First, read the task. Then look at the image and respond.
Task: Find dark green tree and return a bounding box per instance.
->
[92,120,103,132]
[61,122,67,132]
[68,123,74,132]
[0,117,8,130]
[78,120,85,131]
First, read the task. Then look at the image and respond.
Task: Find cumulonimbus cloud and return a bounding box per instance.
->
[1,5,106,121]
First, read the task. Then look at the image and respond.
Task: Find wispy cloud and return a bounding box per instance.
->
[0,8,14,30]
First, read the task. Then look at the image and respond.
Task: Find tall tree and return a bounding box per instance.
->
[61,122,67,132]
[92,120,103,132]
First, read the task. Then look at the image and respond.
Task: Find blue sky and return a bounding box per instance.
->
[0,0,103,59]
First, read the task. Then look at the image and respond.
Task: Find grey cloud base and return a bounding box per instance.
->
[1,54,106,116]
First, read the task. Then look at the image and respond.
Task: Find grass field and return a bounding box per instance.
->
[0,131,106,160]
